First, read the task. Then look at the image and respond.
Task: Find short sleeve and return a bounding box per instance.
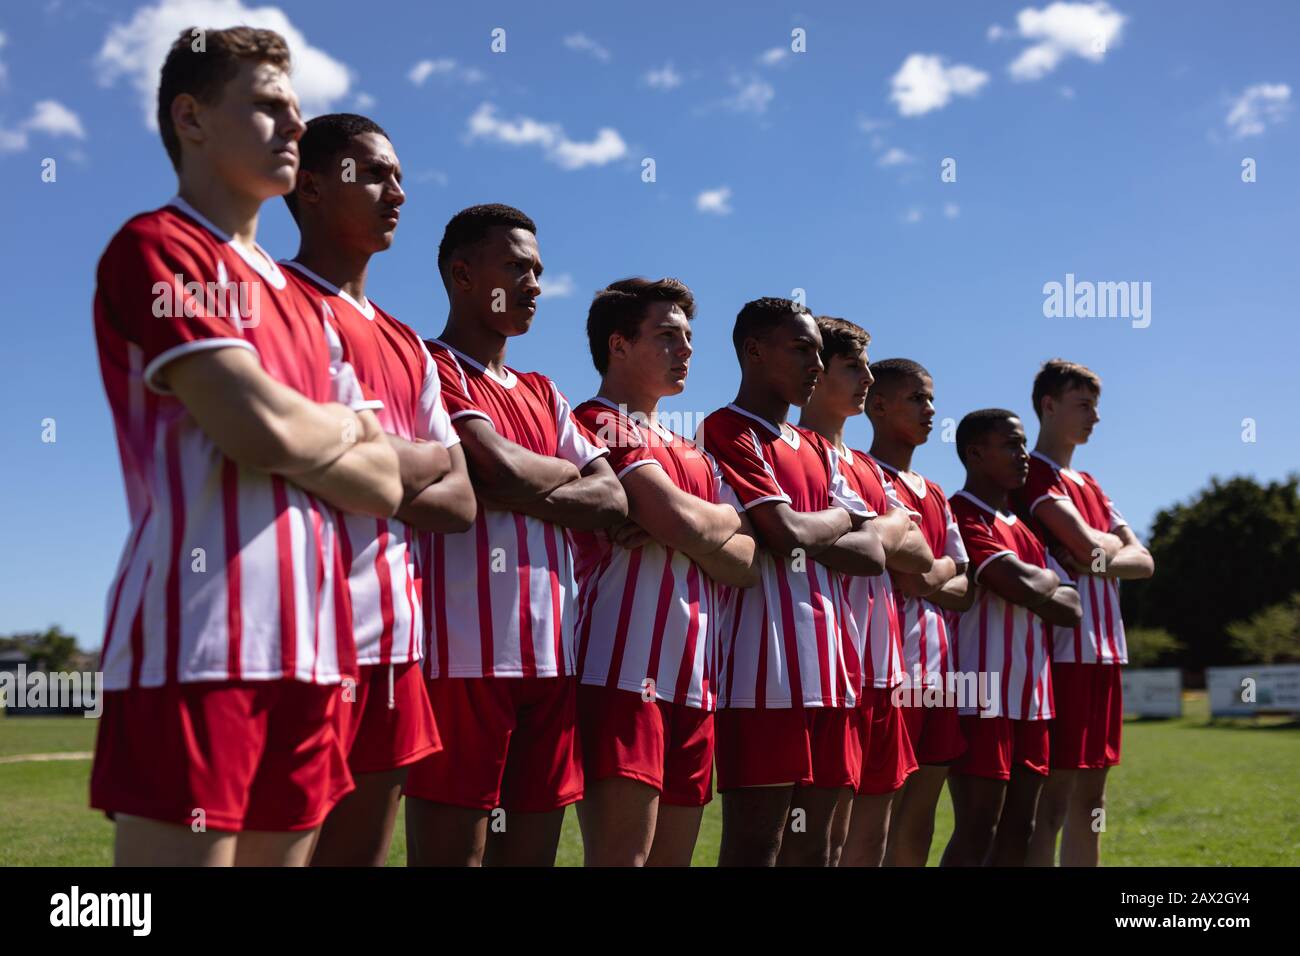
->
[98,220,258,394]
[699,416,790,510]
[955,509,1015,582]
[427,344,491,426]
[942,498,969,567]
[414,347,460,447]
[1023,458,1070,514]
[1098,484,1129,532]
[553,384,609,471]
[579,405,656,478]
[320,306,383,413]
[827,448,873,519]
[706,450,744,514]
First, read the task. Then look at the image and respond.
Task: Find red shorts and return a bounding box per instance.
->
[899,700,967,766]
[90,680,353,832]
[577,684,714,806]
[334,662,441,774]
[952,716,1050,781]
[404,676,582,813]
[1049,663,1123,769]
[715,706,860,792]
[858,687,919,794]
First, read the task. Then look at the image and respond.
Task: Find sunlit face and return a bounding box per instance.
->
[812,346,874,418]
[301,131,405,253]
[188,60,305,199]
[615,301,693,398]
[1044,384,1101,445]
[454,226,543,337]
[870,372,935,447]
[968,416,1030,491]
[747,311,825,407]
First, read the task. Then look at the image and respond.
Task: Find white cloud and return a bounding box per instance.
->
[1225,83,1291,138]
[903,208,923,224]
[1059,85,1075,99]
[696,186,732,215]
[409,58,481,86]
[857,116,889,133]
[1007,2,1126,82]
[540,273,577,298]
[644,62,682,90]
[943,202,960,219]
[26,100,86,138]
[353,91,376,109]
[877,146,914,167]
[564,33,610,63]
[95,0,351,128]
[415,169,448,186]
[725,74,774,114]
[465,102,627,170]
[890,54,989,117]
[987,24,1008,41]
[0,30,8,86]
[0,98,87,153]
[758,47,788,67]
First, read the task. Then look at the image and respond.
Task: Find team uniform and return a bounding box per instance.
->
[1013,450,1128,770]
[949,490,1069,781]
[90,198,373,831]
[874,459,970,766]
[403,340,607,812]
[836,448,918,795]
[281,260,446,775]
[570,398,739,806]
[698,405,867,791]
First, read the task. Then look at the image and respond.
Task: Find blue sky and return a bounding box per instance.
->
[1,0,1296,650]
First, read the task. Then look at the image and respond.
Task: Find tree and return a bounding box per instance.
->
[1226,594,1300,664]
[1124,627,1184,667]
[0,626,80,672]
[1121,474,1300,670]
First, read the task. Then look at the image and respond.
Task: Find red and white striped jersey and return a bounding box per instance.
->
[874,459,969,688]
[950,490,1061,720]
[420,339,608,678]
[1013,451,1130,664]
[281,260,460,667]
[835,447,905,689]
[93,198,372,690]
[699,404,865,709]
[570,398,741,710]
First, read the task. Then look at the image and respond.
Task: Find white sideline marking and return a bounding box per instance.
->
[0,751,93,765]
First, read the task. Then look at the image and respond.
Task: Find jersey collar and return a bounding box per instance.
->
[726,403,800,449]
[280,259,376,320]
[1030,449,1086,486]
[429,337,517,388]
[588,396,676,443]
[874,456,928,498]
[953,489,1018,525]
[167,195,286,289]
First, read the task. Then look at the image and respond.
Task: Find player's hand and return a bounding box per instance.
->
[608,519,652,550]
[1050,542,1086,576]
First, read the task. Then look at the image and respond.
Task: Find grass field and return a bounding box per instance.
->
[2,693,1296,866]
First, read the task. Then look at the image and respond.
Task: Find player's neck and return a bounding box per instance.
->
[438,310,510,375]
[292,234,372,305]
[1034,429,1076,469]
[869,434,916,473]
[596,370,660,420]
[732,380,789,430]
[963,475,1008,512]
[176,177,262,248]
[796,405,846,452]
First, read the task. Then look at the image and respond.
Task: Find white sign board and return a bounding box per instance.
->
[1206,664,1300,717]
[1121,668,1182,717]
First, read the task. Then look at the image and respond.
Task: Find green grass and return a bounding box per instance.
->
[2,694,1296,866]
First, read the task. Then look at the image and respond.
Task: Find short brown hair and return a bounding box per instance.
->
[157,26,292,171]
[1032,358,1101,418]
[587,277,696,375]
[815,315,870,366]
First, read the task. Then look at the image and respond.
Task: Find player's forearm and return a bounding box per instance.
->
[815,528,887,577]
[387,434,452,496]
[396,467,476,534]
[499,472,628,530]
[648,497,743,556]
[464,439,580,505]
[886,518,934,575]
[1097,544,1155,581]
[291,435,403,518]
[929,566,971,611]
[776,507,854,558]
[692,531,761,588]
[1034,585,1083,627]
